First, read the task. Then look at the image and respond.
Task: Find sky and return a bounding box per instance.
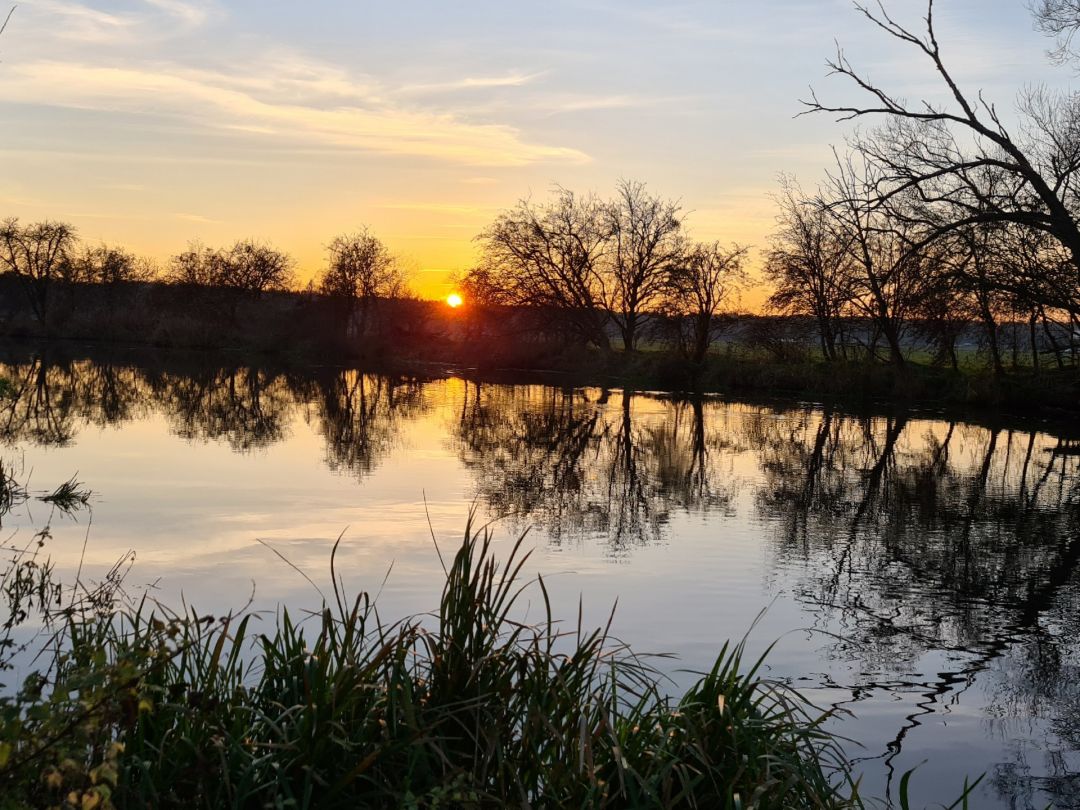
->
[0,0,1067,303]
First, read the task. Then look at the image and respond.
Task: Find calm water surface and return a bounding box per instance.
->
[3,345,1079,808]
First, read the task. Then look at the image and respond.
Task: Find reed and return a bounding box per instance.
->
[0,514,985,809]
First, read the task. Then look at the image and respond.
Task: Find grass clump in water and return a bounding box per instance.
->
[38,477,92,516]
[0,517,981,808]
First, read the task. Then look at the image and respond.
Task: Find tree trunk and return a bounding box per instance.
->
[692,313,712,365]
[817,314,837,361]
[1030,312,1041,372]
[879,314,906,369]
[978,305,1003,378]
[621,312,638,352]
[1042,313,1066,369]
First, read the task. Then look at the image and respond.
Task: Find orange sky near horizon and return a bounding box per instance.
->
[286,203,772,309]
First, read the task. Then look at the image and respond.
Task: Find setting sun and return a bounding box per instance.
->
[446,292,464,309]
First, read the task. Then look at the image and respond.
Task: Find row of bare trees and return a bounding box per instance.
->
[462,181,748,361]
[766,0,1080,373]
[0,219,410,334]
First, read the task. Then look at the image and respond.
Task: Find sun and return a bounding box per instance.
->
[446,292,464,309]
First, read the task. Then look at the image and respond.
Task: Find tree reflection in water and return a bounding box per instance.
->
[0,346,1076,806]
[152,366,294,452]
[746,409,1080,806]
[452,383,734,550]
[311,369,428,479]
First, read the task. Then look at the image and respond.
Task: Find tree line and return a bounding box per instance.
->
[0,186,749,363]
[0,220,412,338]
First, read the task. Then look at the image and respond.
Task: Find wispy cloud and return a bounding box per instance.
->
[374,202,499,215]
[174,212,220,224]
[0,60,590,166]
[397,71,546,97]
[27,0,215,43]
[32,0,137,42]
[141,0,216,27]
[536,94,651,115]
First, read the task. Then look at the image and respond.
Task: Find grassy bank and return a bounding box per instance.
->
[0,513,984,809]
[431,343,1080,418]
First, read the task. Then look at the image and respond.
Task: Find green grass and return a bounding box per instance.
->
[0,521,863,808]
[0,493,989,809]
[38,478,92,516]
[512,345,1078,416]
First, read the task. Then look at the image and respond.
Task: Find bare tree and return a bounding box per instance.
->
[803,1,1080,326]
[765,175,854,360]
[1033,0,1080,62]
[820,154,930,368]
[168,239,294,321]
[66,244,154,286]
[603,180,684,351]
[56,244,156,323]
[226,240,295,297]
[0,218,77,326]
[318,228,407,337]
[955,226,1011,376]
[667,242,747,364]
[168,242,230,288]
[169,240,292,293]
[471,188,612,348]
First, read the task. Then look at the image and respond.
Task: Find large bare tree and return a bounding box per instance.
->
[803,0,1080,325]
[603,180,684,351]
[765,176,854,361]
[227,240,295,297]
[318,228,407,337]
[472,188,612,348]
[819,155,932,368]
[667,241,747,364]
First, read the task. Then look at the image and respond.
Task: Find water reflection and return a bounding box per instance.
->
[452,383,735,549]
[312,370,429,479]
[0,345,1077,806]
[152,366,294,451]
[748,410,1080,805]
[0,356,82,445]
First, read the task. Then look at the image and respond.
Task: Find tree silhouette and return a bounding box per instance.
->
[318,229,407,339]
[0,219,77,328]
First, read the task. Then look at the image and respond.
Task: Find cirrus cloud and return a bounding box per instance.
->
[0,59,591,167]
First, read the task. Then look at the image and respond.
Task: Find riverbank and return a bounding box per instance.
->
[487,348,1080,419]
[1,333,1078,430]
[1,280,1076,417]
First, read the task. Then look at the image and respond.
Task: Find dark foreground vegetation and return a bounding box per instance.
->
[0,481,989,808]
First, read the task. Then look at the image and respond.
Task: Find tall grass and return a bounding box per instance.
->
[0,507,988,809]
[0,518,875,809]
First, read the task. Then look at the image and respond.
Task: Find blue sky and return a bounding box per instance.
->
[0,0,1062,299]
